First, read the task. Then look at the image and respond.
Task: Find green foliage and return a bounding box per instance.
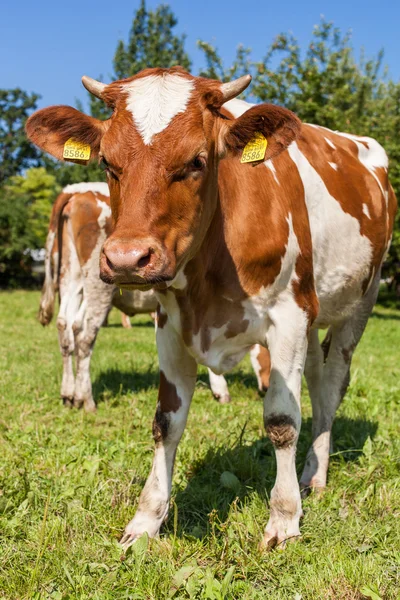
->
[0,291,399,597]
[45,156,106,189]
[0,190,32,287]
[0,168,59,287]
[0,88,42,184]
[198,41,252,82]
[7,167,60,247]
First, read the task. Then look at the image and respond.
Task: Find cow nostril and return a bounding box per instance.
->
[137,250,152,269]
[106,256,114,271]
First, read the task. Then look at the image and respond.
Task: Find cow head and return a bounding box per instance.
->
[26,67,301,289]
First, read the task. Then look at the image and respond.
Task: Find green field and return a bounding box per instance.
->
[0,291,399,599]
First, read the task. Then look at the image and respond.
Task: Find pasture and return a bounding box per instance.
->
[0,290,399,600]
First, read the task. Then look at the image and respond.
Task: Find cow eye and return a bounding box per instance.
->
[100,156,118,181]
[190,155,206,172]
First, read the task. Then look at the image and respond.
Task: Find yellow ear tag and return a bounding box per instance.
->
[63,138,91,161]
[240,132,268,164]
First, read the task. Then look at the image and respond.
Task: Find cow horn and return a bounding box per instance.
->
[81,76,106,99]
[220,75,252,102]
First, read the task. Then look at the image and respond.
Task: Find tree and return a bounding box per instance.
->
[0,89,43,185]
[113,1,191,79]
[197,41,251,82]
[0,168,59,287]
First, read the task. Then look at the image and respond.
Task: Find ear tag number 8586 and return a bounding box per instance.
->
[240,133,268,164]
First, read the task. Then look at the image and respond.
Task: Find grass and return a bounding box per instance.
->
[0,290,399,600]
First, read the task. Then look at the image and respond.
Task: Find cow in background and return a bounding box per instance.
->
[41,183,270,412]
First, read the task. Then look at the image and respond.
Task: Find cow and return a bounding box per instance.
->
[26,67,397,550]
[41,182,270,412]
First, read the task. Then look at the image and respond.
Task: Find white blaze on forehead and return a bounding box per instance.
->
[123,75,194,145]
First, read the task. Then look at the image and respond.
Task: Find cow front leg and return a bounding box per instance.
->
[260,300,309,549]
[120,323,197,549]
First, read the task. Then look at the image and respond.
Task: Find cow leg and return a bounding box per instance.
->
[57,282,82,407]
[56,217,83,407]
[260,299,309,549]
[300,274,380,492]
[207,369,231,404]
[250,344,271,393]
[120,322,197,549]
[57,309,76,408]
[121,312,132,329]
[73,279,113,413]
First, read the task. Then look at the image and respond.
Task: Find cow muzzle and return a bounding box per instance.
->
[100,237,172,289]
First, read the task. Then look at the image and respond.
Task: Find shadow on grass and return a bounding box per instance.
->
[169,415,378,539]
[93,367,159,402]
[103,319,155,329]
[93,366,257,405]
[370,311,400,321]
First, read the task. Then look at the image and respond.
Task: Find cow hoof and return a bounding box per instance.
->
[260,513,301,551]
[120,531,141,551]
[120,510,166,550]
[73,397,84,409]
[216,393,231,404]
[300,481,325,499]
[259,532,300,551]
[62,396,74,408]
[84,401,97,414]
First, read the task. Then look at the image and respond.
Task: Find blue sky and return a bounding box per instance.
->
[1,0,399,111]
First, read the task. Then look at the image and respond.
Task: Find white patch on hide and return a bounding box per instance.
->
[362,203,371,219]
[63,182,109,196]
[288,141,373,325]
[324,136,336,150]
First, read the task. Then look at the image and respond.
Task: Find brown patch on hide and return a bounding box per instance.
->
[156,305,168,329]
[158,370,182,413]
[70,192,112,266]
[257,346,271,391]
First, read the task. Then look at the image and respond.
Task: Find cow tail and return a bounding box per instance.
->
[38,191,71,326]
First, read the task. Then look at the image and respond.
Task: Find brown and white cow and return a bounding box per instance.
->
[41,182,270,412]
[27,67,397,549]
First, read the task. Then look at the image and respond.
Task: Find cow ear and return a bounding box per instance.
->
[221,104,301,161]
[26,106,108,162]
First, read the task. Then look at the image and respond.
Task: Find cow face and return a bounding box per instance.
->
[26,67,301,289]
